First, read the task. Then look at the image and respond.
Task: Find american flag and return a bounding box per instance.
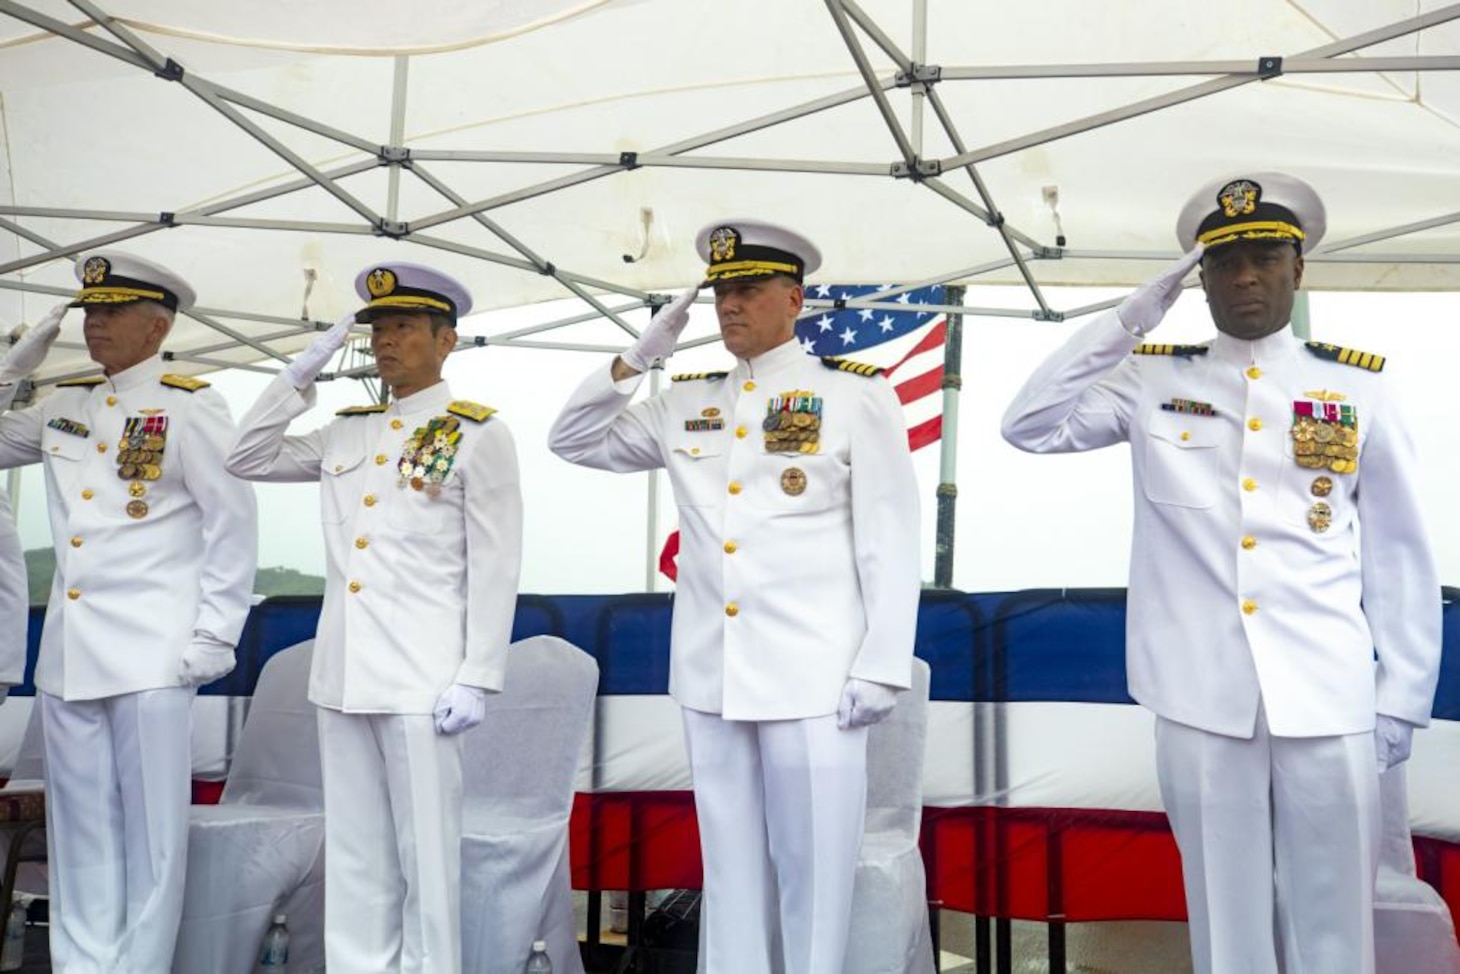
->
[797,283,949,452]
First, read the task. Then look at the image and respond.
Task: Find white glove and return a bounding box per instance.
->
[0,303,68,385]
[282,311,355,389]
[433,683,490,735]
[1116,244,1204,338]
[1375,714,1417,772]
[836,678,900,730]
[620,286,698,373]
[179,635,236,687]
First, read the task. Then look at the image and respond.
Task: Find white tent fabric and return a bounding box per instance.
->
[1,1,1458,386]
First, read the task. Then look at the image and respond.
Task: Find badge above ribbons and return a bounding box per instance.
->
[763,390,822,455]
[397,415,462,496]
[1290,397,1358,474]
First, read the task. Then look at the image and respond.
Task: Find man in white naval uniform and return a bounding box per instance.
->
[226,262,522,974]
[550,220,921,973]
[1002,173,1441,974]
[0,251,258,972]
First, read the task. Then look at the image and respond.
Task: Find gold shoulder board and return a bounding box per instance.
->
[446,400,496,423]
[671,371,729,383]
[160,373,210,392]
[334,404,389,417]
[55,376,105,388]
[1305,341,1385,372]
[820,356,885,377]
[1133,344,1210,358]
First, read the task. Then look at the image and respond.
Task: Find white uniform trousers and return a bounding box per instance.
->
[319,708,464,974]
[681,708,869,974]
[40,687,194,974]
[1156,708,1380,974]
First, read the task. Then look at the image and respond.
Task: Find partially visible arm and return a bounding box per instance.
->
[548,363,666,473]
[455,419,524,692]
[224,374,327,483]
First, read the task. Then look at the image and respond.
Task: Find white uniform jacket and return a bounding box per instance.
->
[550,339,921,721]
[0,489,29,687]
[1002,311,1441,738]
[226,377,522,714]
[0,355,258,701]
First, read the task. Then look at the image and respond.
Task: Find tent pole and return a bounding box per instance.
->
[387,57,409,223]
[934,286,963,589]
[911,0,927,156]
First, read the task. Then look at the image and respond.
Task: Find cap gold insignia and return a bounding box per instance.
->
[366,268,397,298]
[708,227,738,262]
[1219,179,1259,218]
[82,256,110,285]
[780,467,807,496]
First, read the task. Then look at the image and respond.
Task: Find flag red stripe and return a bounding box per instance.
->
[907,414,942,451]
[895,364,943,405]
[884,319,947,377]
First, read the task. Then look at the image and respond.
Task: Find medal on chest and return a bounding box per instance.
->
[763,390,822,455]
[1290,395,1358,475]
[396,415,461,496]
[115,414,168,518]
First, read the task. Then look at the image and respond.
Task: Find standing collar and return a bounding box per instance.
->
[104,354,165,394]
[390,379,453,416]
[1209,325,1302,369]
[732,336,809,380]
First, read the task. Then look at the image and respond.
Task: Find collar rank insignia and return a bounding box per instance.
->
[1133,344,1210,358]
[1291,398,1359,475]
[56,376,105,389]
[672,372,729,383]
[764,390,822,455]
[398,415,462,496]
[446,400,495,423]
[160,373,210,392]
[46,417,90,438]
[821,356,883,377]
[1304,341,1385,372]
[1160,398,1215,417]
[336,404,389,417]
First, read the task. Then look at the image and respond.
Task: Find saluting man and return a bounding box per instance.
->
[549,220,921,973]
[226,262,522,974]
[1002,173,1441,974]
[0,251,258,971]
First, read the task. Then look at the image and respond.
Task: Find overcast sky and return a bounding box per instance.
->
[10,285,1459,597]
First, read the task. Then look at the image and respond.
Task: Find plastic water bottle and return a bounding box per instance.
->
[257,913,289,972]
[0,898,24,972]
[525,939,553,974]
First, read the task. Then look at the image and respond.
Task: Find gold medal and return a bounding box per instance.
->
[1310,476,1333,497]
[1307,501,1333,533]
[126,499,149,520]
[410,476,425,491]
[1314,425,1336,444]
[780,467,807,496]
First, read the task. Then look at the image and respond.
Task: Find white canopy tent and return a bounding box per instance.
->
[1,0,1458,388]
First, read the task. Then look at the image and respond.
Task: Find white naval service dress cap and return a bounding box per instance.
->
[70,250,197,312]
[1176,171,1326,255]
[353,262,473,323]
[695,218,823,287]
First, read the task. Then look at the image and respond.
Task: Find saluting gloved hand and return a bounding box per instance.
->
[836,678,900,730]
[1375,714,1417,772]
[433,683,490,735]
[620,286,698,374]
[1116,244,1204,338]
[282,311,356,390]
[0,303,69,385]
[179,635,237,688]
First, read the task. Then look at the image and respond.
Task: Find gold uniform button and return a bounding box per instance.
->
[725,603,739,617]
[67,588,80,601]
[390,419,403,430]
[1246,366,1262,380]
[1180,431,1191,442]
[70,537,83,548]
[96,443,108,454]
[375,454,387,465]
[105,396,118,406]
[1241,599,1258,615]
[81,489,94,501]
[50,446,59,453]
[363,494,377,507]
[735,426,747,439]
[355,537,369,550]
[743,381,756,392]
[727,481,742,495]
[1241,536,1257,550]
[1242,477,1258,492]
[690,448,701,456]
[723,541,738,554]
[348,580,362,594]
[1248,418,1263,432]
[333,464,343,473]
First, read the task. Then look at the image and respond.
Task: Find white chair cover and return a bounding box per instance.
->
[1374,762,1460,974]
[460,635,597,974]
[845,658,936,974]
[173,641,326,974]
